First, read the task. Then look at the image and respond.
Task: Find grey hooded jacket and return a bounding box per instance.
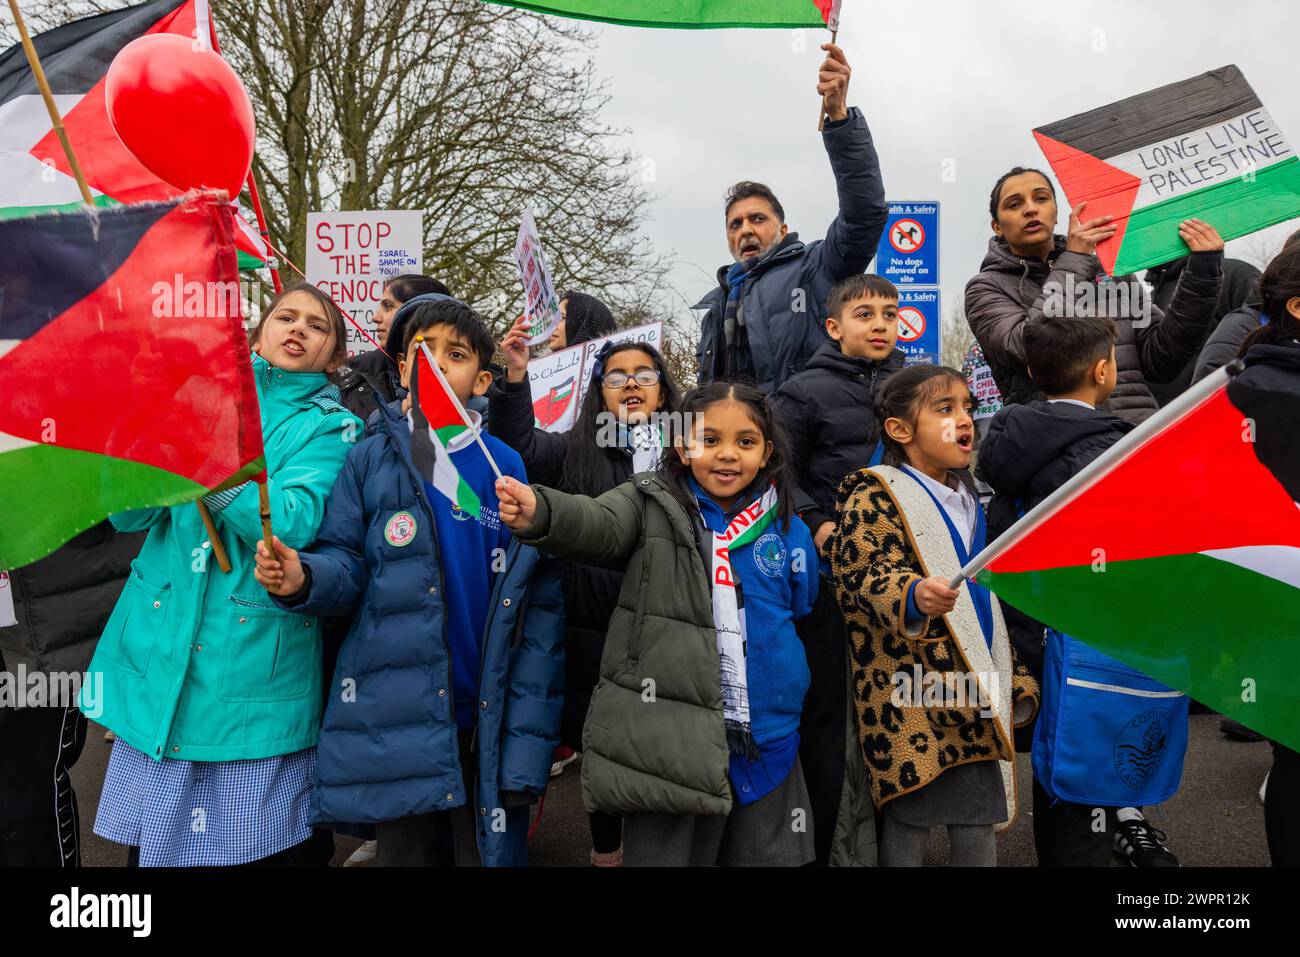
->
[963,235,1223,423]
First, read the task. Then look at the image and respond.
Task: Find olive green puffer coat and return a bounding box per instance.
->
[513,473,733,817]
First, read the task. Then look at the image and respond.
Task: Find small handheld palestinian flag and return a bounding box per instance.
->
[409,339,502,519]
[958,358,1300,752]
[1034,65,1300,277]
[482,0,839,29]
[0,0,270,268]
[0,193,264,570]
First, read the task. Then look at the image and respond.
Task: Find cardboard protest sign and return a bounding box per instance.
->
[526,321,664,433]
[962,341,1003,424]
[514,206,564,346]
[527,343,584,433]
[306,210,423,357]
[1034,65,1300,276]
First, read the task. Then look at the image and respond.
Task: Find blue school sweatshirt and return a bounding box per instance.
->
[422,425,528,730]
[690,478,818,803]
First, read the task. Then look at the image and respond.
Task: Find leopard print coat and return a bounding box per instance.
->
[830,466,1039,819]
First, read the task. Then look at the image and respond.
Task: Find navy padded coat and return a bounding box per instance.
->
[278,399,565,866]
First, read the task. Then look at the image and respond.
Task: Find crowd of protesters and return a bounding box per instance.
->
[3,41,1298,870]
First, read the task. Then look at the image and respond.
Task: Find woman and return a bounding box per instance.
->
[964,166,1225,424]
[547,290,617,352]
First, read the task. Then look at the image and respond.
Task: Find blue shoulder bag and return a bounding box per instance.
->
[1033,628,1190,806]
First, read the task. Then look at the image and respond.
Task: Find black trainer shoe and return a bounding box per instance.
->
[1114,818,1180,867]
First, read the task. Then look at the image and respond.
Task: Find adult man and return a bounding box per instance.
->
[695,43,886,394]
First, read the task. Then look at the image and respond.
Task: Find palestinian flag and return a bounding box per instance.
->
[0,0,270,268]
[532,375,575,429]
[409,341,491,518]
[1034,65,1300,276]
[482,0,839,29]
[973,358,1300,751]
[0,193,265,571]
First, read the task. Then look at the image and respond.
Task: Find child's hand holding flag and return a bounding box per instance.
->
[496,476,537,530]
[254,535,307,597]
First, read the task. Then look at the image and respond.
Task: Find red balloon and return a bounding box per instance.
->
[105,34,255,200]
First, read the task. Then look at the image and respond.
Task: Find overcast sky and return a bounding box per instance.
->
[579,0,1300,336]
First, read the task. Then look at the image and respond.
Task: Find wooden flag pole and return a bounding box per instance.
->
[5,0,235,572]
[257,480,275,555]
[6,0,93,205]
[197,498,233,573]
[816,28,839,132]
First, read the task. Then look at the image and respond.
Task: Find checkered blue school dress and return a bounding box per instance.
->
[94,738,316,867]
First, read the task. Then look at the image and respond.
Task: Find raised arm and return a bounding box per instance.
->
[495,314,569,485]
[813,45,886,282]
[1136,222,1224,383]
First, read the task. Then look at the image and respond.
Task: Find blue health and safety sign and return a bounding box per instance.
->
[876,201,939,286]
[895,288,940,366]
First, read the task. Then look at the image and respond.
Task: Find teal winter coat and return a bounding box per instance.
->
[81,353,361,762]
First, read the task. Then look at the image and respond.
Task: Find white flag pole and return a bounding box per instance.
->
[946,364,1236,590]
[416,339,504,482]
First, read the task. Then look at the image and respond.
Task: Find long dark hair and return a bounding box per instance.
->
[1239,233,1300,355]
[869,365,969,468]
[559,342,682,496]
[659,380,797,528]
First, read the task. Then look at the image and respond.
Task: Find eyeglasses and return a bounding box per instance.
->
[602,369,661,389]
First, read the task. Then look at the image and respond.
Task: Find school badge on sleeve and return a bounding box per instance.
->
[384,511,418,547]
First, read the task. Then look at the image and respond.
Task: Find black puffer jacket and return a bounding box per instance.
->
[964,235,1223,424]
[771,341,904,528]
[1144,256,1260,405]
[976,400,1134,679]
[1194,305,1265,382]
[489,378,635,751]
[0,522,144,674]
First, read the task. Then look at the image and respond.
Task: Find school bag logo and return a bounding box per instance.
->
[384,511,418,547]
[1113,708,1173,789]
[753,532,787,578]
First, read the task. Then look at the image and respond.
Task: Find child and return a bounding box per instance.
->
[831,365,1039,867]
[772,273,905,552]
[495,382,820,866]
[254,295,564,868]
[981,316,1187,868]
[83,283,361,867]
[496,315,683,865]
[770,273,905,865]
